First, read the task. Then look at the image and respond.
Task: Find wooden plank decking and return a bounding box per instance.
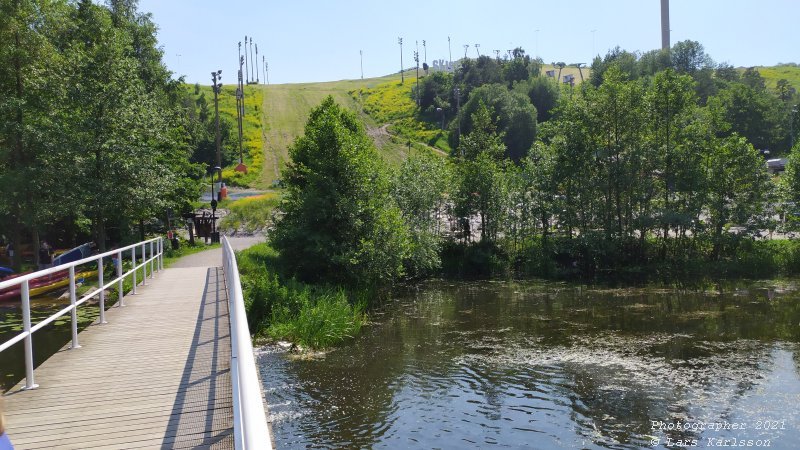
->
[2,265,235,449]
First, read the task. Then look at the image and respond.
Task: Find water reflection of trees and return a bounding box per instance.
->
[265,280,800,448]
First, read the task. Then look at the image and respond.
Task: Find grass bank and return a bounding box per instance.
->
[219,192,281,234]
[237,243,366,349]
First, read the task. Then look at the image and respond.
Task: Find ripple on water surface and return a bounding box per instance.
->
[258,280,800,449]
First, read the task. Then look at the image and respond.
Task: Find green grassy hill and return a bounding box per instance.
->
[260,72,415,187]
[746,64,800,91]
[192,84,264,187]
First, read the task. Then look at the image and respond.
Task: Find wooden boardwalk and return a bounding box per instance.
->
[2,264,236,449]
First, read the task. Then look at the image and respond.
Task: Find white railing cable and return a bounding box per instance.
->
[0,237,163,390]
[222,236,272,450]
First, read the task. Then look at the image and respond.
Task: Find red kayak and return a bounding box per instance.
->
[0,270,69,302]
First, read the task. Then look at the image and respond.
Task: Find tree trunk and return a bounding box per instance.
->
[96,213,107,253]
[10,217,23,272]
[32,229,40,267]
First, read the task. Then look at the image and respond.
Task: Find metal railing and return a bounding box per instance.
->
[0,237,164,390]
[221,236,272,450]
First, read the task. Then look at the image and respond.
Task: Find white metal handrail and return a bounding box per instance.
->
[0,237,164,390]
[222,236,272,450]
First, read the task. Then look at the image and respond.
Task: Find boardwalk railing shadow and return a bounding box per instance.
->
[162,267,234,449]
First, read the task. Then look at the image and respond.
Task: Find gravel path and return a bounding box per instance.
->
[169,235,266,268]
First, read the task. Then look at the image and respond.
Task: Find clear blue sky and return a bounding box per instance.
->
[137,0,799,85]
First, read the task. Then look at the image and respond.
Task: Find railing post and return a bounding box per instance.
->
[150,240,154,278]
[69,266,81,349]
[117,250,124,306]
[98,257,106,324]
[141,243,147,285]
[160,237,164,270]
[131,247,137,295]
[21,280,38,390]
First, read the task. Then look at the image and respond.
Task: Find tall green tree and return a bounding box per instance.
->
[454,104,510,243]
[704,136,770,259]
[393,151,452,277]
[272,97,410,287]
[453,84,537,161]
[0,0,75,268]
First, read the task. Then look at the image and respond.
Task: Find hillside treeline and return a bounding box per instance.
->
[0,0,236,269]
[397,41,800,278]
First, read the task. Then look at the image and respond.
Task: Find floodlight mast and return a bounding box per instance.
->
[244,35,249,84]
[398,37,404,83]
[236,58,245,164]
[448,36,452,63]
[249,37,255,83]
[414,47,420,106]
[211,70,223,169]
[474,44,480,57]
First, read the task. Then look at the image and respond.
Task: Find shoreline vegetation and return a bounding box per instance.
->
[238,42,800,351]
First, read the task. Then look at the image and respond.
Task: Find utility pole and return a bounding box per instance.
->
[422,40,427,64]
[454,87,462,155]
[475,44,480,57]
[255,43,259,83]
[661,0,670,50]
[263,56,267,85]
[266,61,269,85]
[360,50,363,79]
[463,44,469,59]
[244,35,249,84]
[398,37,404,83]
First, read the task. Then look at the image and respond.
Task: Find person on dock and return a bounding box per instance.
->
[0,397,14,450]
[4,242,13,264]
[38,241,53,270]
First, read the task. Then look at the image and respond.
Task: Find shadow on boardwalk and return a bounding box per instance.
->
[162,267,233,449]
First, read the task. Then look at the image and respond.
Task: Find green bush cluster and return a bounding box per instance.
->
[238,243,366,349]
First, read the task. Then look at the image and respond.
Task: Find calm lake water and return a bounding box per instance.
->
[1,287,102,391]
[258,279,800,449]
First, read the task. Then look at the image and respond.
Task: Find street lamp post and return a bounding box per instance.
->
[210,166,222,243]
